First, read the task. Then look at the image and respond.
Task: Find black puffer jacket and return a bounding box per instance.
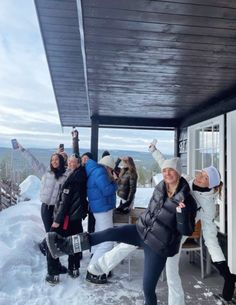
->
[136,177,196,257]
[117,169,138,202]
[53,166,88,224]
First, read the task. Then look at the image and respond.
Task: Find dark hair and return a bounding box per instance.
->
[102,150,110,158]
[81,152,94,160]
[50,153,66,179]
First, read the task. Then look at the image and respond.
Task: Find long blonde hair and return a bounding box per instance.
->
[214,181,223,199]
[120,156,137,177]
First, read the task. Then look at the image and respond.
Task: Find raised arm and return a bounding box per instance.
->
[148,139,192,182]
[16,140,47,178]
[148,139,166,168]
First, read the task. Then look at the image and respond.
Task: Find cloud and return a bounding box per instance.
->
[0,0,61,148]
[99,129,174,154]
[0,1,174,154]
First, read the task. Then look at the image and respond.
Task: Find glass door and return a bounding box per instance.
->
[187,115,225,233]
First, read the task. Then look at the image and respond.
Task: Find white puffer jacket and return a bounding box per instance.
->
[152,149,225,262]
[40,170,70,206]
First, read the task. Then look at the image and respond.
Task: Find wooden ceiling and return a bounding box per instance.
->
[35,0,236,129]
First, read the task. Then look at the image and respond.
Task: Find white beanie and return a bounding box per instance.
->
[161,158,182,176]
[203,166,221,188]
[99,155,115,169]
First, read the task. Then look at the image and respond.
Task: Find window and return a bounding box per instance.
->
[187,115,225,233]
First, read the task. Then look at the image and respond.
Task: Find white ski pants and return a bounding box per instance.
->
[89,209,114,266]
[90,235,187,305]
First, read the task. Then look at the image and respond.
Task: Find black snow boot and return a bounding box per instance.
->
[38,238,47,256]
[214,261,236,301]
[68,268,80,278]
[45,274,59,285]
[86,271,107,284]
[59,264,67,274]
[46,232,90,259]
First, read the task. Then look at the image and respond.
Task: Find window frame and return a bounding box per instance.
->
[187,115,225,233]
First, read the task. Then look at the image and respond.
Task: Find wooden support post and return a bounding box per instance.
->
[174,127,180,157]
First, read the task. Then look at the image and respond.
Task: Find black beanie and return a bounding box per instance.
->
[81,152,94,160]
[102,150,110,158]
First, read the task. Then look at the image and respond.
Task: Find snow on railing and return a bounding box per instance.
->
[0,180,18,211]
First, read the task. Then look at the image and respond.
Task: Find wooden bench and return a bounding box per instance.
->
[113,207,146,225]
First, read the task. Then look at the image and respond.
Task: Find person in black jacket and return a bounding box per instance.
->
[46,158,197,304]
[115,156,138,214]
[46,154,88,284]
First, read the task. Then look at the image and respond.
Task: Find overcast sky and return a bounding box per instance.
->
[0,1,174,154]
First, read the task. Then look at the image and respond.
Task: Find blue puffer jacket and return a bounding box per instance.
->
[85,159,117,213]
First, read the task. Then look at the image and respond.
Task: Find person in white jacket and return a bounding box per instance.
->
[88,140,236,304]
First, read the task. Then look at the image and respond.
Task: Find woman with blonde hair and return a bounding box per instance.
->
[148,141,236,304]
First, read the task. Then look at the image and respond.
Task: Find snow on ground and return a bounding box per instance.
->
[0,176,223,305]
[0,176,155,305]
[18,175,41,202]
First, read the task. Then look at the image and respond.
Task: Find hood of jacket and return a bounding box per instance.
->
[85,159,102,176]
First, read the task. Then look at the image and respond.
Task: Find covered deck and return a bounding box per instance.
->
[74,245,223,305]
[34,1,236,302]
[34,0,236,158]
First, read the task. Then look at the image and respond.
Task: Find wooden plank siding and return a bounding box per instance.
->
[35,0,236,128]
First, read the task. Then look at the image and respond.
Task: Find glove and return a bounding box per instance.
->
[148,139,157,153]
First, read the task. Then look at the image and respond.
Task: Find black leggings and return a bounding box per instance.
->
[41,203,54,232]
[90,225,167,305]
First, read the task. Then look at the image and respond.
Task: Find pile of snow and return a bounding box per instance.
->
[0,176,147,305]
[0,174,220,305]
[18,175,41,201]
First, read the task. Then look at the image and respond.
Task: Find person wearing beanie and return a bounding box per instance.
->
[161,158,182,176]
[46,157,197,305]
[147,140,236,304]
[115,156,138,214]
[81,153,117,284]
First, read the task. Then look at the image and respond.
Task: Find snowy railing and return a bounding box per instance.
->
[0,181,18,211]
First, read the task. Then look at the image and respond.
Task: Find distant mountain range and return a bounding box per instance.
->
[0,147,172,172]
